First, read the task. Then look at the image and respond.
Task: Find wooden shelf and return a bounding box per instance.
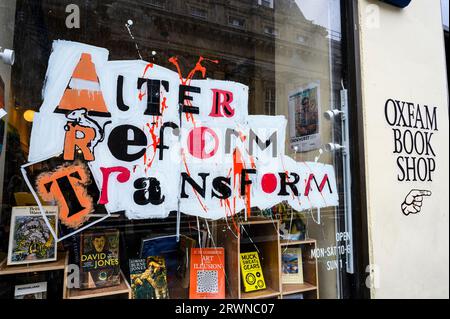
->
[280,239,316,246]
[239,219,277,226]
[65,271,131,299]
[240,288,280,300]
[282,282,317,295]
[0,252,68,276]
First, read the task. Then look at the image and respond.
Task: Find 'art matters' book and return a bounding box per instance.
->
[189,248,225,299]
[80,229,120,289]
[240,251,266,292]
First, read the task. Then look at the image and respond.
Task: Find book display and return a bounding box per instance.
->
[0,205,320,300]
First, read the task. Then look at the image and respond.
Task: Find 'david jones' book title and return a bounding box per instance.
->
[80,229,120,289]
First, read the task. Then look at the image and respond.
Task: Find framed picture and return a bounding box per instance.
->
[288,82,321,152]
[7,206,58,266]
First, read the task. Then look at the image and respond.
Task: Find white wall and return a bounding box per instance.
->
[358,0,449,298]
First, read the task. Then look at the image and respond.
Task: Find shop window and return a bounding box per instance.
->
[0,0,353,301]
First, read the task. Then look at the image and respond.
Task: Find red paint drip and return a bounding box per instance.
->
[169,56,219,125]
[233,149,251,219]
[138,63,154,101]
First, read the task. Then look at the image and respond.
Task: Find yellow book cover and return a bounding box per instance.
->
[240,251,266,292]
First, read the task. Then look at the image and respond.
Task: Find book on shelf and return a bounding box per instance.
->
[282,247,304,284]
[14,282,47,299]
[7,206,58,266]
[141,234,197,290]
[129,257,169,299]
[79,229,120,289]
[240,251,266,292]
[189,248,225,299]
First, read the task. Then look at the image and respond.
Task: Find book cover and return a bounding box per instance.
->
[177,235,197,289]
[80,229,120,289]
[14,282,47,299]
[240,251,266,292]
[282,248,304,284]
[129,257,169,299]
[189,248,225,299]
[7,206,58,266]
[140,235,178,284]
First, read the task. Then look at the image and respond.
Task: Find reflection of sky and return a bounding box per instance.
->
[442,0,449,29]
[294,0,341,39]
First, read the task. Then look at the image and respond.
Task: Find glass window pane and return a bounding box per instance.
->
[0,0,351,300]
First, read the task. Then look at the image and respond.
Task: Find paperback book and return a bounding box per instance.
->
[189,248,225,299]
[240,251,266,292]
[129,257,169,299]
[80,229,120,289]
[282,248,304,284]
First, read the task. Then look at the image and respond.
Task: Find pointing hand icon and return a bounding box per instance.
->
[401,189,432,216]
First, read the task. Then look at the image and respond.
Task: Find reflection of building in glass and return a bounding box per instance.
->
[11,0,340,121]
[7,0,343,299]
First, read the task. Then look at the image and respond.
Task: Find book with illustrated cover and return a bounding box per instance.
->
[129,257,169,299]
[282,248,304,284]
[14,282,47,299]
[80,229,120,289]
[240,251,266,292]
[140,235,178,283]
[7,206,58,266]
[189,248,225,299]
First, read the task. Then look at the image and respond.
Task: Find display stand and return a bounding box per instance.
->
[64,271,131,299]
[0,251,69,298]
[217,218,282,299]
[217,218,320,299]
[0,251,68,276]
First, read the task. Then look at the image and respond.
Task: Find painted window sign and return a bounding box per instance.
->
[23,41,339,231]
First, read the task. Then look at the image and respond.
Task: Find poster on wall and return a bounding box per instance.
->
[288,82,321,152]
[21,40,339,241]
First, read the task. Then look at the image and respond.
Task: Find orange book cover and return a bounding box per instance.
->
[189,248,225,299]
